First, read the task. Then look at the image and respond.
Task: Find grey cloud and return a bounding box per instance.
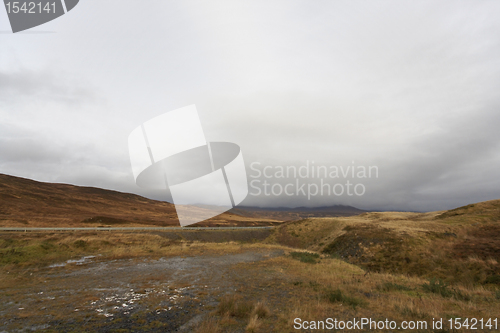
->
[1,0,500,212]
[0,68,99,106]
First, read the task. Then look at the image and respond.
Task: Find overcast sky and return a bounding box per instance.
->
[1,0,500,212]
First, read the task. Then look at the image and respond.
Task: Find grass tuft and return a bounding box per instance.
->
[421,278,470,301]
[324,288,366,309]
[485,275,500,285]
[377,282,412,292]
[195,317,221,333]
[216,294,254,318]
[395,303,428,319]
[73,240,88,249]
[245,315,261,332]
[290,251,319,264]
[251,301,270,319]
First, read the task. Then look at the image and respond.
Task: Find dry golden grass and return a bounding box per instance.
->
[3,199,500,332]
[251,301,270,319]
[0,231,293,292]
[0,232,286,267]
[274,204,494,247]
[193,294,273,332]
[2,236,499,332]
[245,314,261,332]
[194,317,221,333]
[271,200,500,288]
[258,254,500,332]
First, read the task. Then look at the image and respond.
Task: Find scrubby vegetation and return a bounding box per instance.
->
[2,199,500,332]
[216,294,256,318]
[324,288,367,309]
[272,200,500,289]
[0,232,275,269]
[198,295,271,332]
[289,251,319,263]
[421,278,470,301]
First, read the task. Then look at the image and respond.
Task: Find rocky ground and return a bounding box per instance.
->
[0,249,285,332]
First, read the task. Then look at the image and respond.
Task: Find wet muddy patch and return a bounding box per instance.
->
[0,249,283,332]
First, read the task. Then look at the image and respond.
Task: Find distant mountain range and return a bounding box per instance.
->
[230,205,366,221]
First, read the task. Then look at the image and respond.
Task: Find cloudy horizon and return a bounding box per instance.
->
[1,0,500,212]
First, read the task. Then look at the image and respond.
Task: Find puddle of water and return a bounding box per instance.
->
[48,255,97,268]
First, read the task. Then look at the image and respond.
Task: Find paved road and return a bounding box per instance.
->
[0,226,274,232]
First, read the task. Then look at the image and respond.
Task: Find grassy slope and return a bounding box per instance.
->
[271,199,500,286]
[0,173,280,227]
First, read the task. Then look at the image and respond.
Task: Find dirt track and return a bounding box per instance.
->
[0,249,284,332]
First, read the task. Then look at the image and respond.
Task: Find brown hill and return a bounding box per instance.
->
[0,174,280,227]
[272,199,500,285]
[435,199,500,223]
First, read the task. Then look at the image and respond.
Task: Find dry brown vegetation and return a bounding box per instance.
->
[1,198,500,332]
[0,173,280,227]
[192,250,499,332]
[271,200,500,287]
[190,200,500,331]
[2,227,499,332]
[0,231,280,270]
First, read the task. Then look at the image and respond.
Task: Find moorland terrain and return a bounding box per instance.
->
[0,174,281,228]
[0,174,499,332]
